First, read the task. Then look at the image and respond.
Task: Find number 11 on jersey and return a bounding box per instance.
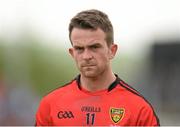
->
[86,113,95,125]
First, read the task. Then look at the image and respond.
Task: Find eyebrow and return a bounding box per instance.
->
[73,43,102,48]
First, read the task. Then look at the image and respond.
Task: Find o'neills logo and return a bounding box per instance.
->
[110,107,125,124]
[81,106,101,112]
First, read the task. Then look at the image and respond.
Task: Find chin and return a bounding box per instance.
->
[82,71,100,78]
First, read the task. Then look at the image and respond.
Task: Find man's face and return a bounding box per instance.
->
[69,28,117,78]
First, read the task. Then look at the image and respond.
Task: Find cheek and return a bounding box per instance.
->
[97,53,109,63]
[73,55,82,64]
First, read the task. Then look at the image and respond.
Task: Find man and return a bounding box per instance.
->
[35,9,160,126]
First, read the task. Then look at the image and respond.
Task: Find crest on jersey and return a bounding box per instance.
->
[110,107,125,124]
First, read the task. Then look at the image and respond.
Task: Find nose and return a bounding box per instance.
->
[82,49,93,60]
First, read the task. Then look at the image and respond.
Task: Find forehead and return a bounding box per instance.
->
[70,28,106,46]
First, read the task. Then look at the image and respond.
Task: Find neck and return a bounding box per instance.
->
[80,71,116,92]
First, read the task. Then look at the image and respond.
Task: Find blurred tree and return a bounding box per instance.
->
[26,41,78,96]
[0,34,78,97]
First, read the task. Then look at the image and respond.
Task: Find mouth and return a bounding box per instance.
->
[82,64,96,67]
[81,65,96,70]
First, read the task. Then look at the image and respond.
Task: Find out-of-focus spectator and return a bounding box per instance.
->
[0,74,8,125]
[0,73,39,125]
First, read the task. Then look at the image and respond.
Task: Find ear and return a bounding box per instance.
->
[109,44,118,59]
[69,48,74,58]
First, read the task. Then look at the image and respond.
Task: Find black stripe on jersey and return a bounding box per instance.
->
[108,74,121,91]
[76,74,81,90]
[118,78,160,126]
[75,74,121,91]
[119,78,142,96]
[43,77,76,97]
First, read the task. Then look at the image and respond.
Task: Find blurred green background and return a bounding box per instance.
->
[0,33,141,96]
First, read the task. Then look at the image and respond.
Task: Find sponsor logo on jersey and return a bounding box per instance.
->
[57,111,74,119]
[81,106,101,112]
[110,107,125,124]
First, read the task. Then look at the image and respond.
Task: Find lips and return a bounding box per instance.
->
[81,63,96,68]
[82,65,96,67]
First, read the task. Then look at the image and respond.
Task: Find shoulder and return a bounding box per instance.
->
[116,79,160,125]
[41,79,77,104]
[116,79,154,109]
[35,80,77,125]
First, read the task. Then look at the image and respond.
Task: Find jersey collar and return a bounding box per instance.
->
[75,74,121,92]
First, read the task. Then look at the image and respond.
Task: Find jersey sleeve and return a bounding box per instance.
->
[35,97,52,126]
[136,104,160,126]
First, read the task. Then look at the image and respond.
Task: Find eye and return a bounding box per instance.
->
[90,44,101,50]
[91,45,99,49]
[74,46,84,52]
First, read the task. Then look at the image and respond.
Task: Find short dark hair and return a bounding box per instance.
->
[69,9,114,47]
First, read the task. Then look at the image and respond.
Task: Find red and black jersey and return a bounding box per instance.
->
[35,75,160,126]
